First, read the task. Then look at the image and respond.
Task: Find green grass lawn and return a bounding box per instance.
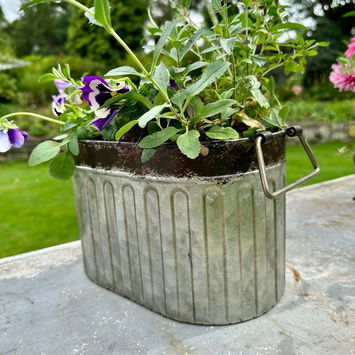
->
[0,161,78,258]
[0,140,353,259]
[286,141,353,185]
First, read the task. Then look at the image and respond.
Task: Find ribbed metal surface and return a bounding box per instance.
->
[73,164,286,325]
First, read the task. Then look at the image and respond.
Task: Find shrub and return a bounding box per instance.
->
[0,72,17,102]
[287,99,355,122]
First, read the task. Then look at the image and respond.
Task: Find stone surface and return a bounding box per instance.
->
[288,121,355,143]
[0,175,354,355]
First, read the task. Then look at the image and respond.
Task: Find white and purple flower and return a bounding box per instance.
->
[52,94,66,116]
[79,76,130,131]
[51,79,72,117]
[0,128,28,153]
[54,79,71,93]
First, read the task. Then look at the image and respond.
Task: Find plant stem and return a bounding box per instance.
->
[66,0,93,14]
[204,0,218,26]
[64,0,182,123]
[1,113,65,125]
[108,30,181,121]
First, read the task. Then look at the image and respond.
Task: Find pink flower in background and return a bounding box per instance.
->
[329,64,355,92]
[345,37,355,59]
[291,85,303,95]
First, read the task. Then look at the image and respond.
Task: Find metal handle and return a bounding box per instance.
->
[255,126,320,199]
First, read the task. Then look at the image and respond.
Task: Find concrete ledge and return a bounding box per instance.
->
[0,176,354,354]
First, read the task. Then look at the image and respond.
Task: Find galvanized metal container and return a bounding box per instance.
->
[73,128,319,325]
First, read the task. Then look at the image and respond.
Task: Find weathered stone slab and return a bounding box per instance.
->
[0,175,354,354]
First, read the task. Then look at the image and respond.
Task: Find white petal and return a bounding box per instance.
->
[88,91,101,109]
[0,131,12,153]
[89,79,111,91]
[95,107,111,118]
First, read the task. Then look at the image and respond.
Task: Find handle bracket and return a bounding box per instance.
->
[255,126,320,199]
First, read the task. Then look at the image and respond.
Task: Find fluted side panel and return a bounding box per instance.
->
[74,163,286,325]
[103,180,123,293]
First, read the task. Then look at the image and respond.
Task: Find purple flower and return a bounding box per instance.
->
[90,108,120,131]
[79,76,130,109]
[54,79,71,93]
[170,79,178,90]
[79,76,130,131]
[0,128,28,153]
[52,94,66,116]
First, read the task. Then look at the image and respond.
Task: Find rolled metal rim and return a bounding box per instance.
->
[76,130,286,178]
[78,130,286,147]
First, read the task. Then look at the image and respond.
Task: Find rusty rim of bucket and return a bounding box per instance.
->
[76,131,286,178]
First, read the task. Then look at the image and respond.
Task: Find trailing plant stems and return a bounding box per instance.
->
[1,113,65,126]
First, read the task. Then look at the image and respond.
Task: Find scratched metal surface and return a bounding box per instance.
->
[73,164,285,325]
[0,175,354,355]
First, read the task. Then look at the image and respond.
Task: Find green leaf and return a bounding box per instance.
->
[171,61,230,108]
[220,88,234,100]
[177,130,201,159]
[153,19,179,64]
[237,113,265,129]
[85,7,104,28]
[69,135,79,156]
[250,88,269,108]
[171,92,186,109]
[53,134,69,141]
[29,141,61,166]
[63,64,71,78]
[263,108,284,129]
[268,76,275,94]
[279,105,290,120]
[270,22,308,32]
[317,41,329,47]
[175,61,230,104]
[115,120,138,141]
[20,0,57,10]
[102,91,153,109]
[106,66,142,77]
[306,50,318,56]
[39,73,56,83]
[211,0,223,11]
[49,152,75,181]
[343,10,355,17]
[94,0,112,29]
[63,121,78,131]
[141,148,158,163]
[139,127,179,149]
[206,126,239,140]
[250,55,267,67]
[180,29,210,60]
[188,61,208,72]
[138,104,167,128]
[190,96,204,118]
[201,99,237,118]
[153,62,170,95]
[284,60,301,75]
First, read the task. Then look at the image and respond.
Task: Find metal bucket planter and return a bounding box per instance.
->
[73,127,319,325]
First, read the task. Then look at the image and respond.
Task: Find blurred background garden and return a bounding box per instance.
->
[0,0,354,258]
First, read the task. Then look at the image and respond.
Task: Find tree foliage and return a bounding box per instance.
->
[0,5,13,56]
[66,0,148,66]
[299,0,355,86]
[6,2,69,57]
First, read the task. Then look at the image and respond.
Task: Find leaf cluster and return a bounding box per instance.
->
[21,0,328,178]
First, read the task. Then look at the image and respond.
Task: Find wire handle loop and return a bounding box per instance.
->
[255,126,320,199]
